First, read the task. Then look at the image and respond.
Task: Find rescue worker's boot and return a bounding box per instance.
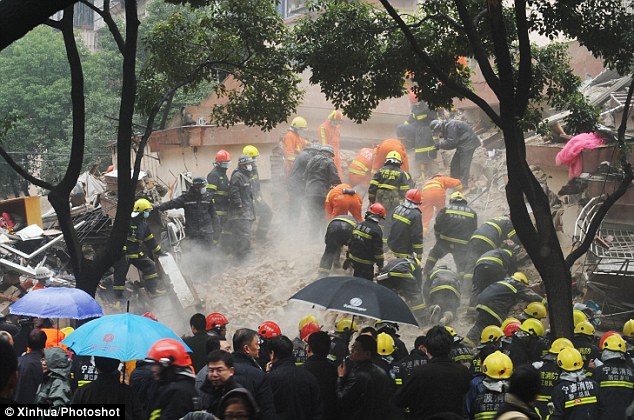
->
[429,304,441,325]
[439,311,454,326]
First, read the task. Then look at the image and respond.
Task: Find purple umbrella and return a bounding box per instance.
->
[9,287,103,319]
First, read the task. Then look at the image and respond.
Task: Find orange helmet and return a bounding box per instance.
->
[503,322,521,337]
[206,312,229,331]
[142,312,158,322]
[300,322,321,342]
[147,338,192,367]
[367,203,387,219]
[405,189,423,205]
[215,149,231,163]
[258,321,282,339]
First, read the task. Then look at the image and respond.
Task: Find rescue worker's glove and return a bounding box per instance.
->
[342,188,355,195]
[155,249,168,257]
[342,258,351,270]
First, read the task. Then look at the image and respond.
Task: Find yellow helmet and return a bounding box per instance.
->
[524,302,547,319]
[573,309,588,327]
[444,326,457,337]
[622,319,634,337]
[511,272,529,285]
[501,317,521,330]
[299,315,319,332]
[601,333,627,353]
[557,347,584,372]
[482,351,513,379]
[291,116,308,128]
[385,150,402,164]
[242,145,259,158]
[548,338,574,354]
[132,198,152,217]
[480,325,504,344]
[520,318,545,337]
[328,110,344,121]
[335,318,358,333]
[377,332,395,356]
[574,320,596,336]
[449,191,465,202]
[60,327,75,337]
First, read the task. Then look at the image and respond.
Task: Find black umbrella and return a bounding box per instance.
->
[289,276,419,327]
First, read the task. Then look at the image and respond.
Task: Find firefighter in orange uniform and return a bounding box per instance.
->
[325,183,363,222]
[319,110,344,178]
[283,116,309,176]
[371,138,410,174]
[348,148,374,188]
[420,175,463,238]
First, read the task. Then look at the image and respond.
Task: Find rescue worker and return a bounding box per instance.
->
[387,188,424,259]
[287,142,321,224]
[113,198,166,306]
[430,119,481,186]
[305,144,342,235]
[242,145,273,241]
[283,116,308,176]
[206,149,231,232]
[346,203,385,280]
[293,321,320,367]
[318,110,344,177]
[504,318,548,368]
[446,326,474,367]
[374,333,402,419]
[256,321,281,368]
[206,312,229,338]
[225,155,256,260]
[623,319,634,359]
[347,147,374,188]
[318,214,357,276]
[471,326,504,377]
[398,101,437,180]
[31,267,50,291]
[376,256,425,324]
[146,338,197,420]
[468,247,517,310]
[465,351,512,420]
[594,333,634,419]
[572,320,601,371]
[424,267,461,326]
[419,175,463,238]
[463,215,520,284]
[324,183,362,222]
[465,272,543,346]
[532,338,575,419]
[549,347,600,419]
[368,151,413,243]
[375,321,409,362]
[328,318,358,366]
[423,191,478,276]
[158,176,218,247]
[371,138,410,174]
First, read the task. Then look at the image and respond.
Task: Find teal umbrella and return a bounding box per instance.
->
[61,313,191,361]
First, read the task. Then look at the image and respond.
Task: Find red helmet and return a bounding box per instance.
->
[215,149,231,163]
[503,322,521,337]
[147,338,192,367]
[367,203,386,219]
[142,312,158,322]
[206,312,229,331]
[300,321,321,342]
[258,321,282,339]
[405,188,423,205]
[599,331,619,349]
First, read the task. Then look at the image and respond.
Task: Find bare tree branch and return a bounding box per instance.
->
[514,0,532,117]
[454,0,502,96]
[378,0,502,126]
[80,0,124,54]
[0,147,53,190]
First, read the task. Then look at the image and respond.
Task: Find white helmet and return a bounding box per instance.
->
[35,266,51,280]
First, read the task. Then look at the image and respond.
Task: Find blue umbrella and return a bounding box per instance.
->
[9,287,103,319]
[61,313,191,361]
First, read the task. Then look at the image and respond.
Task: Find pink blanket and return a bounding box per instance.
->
[555,132,604,179]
